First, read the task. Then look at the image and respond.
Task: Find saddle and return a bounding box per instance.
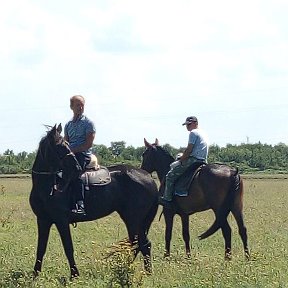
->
[174,162,206,197]
[80,154,111,188]
[81,166,111,187]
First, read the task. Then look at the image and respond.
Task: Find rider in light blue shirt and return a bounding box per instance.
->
[64,95,96,215]
[64,114,95,157]
[188,126,208,162]
[160,116,209,207]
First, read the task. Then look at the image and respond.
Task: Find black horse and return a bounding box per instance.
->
[29,125,158,278]
[141,138,249,260]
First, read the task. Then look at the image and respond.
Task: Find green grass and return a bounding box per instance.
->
[1,177,288,287]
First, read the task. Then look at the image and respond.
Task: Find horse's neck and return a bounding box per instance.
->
[156,159,171,182]
[32,155,51,172]
[33,151,56,173]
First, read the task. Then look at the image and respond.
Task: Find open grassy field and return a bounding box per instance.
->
[0,175,288,287]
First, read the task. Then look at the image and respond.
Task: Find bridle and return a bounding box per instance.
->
[32,151,74,175]
[32,142,79,195]
[32,139,76,175]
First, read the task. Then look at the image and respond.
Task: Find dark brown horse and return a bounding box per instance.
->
[141,138,250,260]
[29,125,158,279]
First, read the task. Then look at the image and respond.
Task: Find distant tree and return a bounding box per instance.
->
[1,141,288,174]
[110,141,126,157]
[92,144,113,165]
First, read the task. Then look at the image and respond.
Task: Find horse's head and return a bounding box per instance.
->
[34,124,82,180]
[142,138,176,181]
[141,138,159,173]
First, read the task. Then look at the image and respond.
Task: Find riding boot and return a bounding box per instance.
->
[162,183,173,201]
[158,185,175,209]
[72,200,86,215]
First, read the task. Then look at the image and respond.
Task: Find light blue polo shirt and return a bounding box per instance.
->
[64,115,96,155]
[188,128,209,161]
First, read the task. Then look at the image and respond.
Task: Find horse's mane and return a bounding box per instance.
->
[155,145,175,163]
[35,127,64,167]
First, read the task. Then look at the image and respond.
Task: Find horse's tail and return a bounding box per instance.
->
[198,168,240,240]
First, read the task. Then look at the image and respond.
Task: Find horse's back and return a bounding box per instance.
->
[108,164,158,193]
[203,163,237,177]
[177,163,238,214]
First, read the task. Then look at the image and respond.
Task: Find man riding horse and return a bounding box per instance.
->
[64,95,96,214]
[159,116,209,209]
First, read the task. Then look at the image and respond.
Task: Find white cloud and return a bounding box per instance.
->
[1,0,288,152]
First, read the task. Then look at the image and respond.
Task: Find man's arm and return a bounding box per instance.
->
[71,132,95,154]
[180,143,193,163]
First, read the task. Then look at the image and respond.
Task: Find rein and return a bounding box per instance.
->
[32,151,74,175]
[32,170,58,175]
[32,149,76,195]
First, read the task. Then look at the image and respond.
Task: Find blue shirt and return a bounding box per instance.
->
[188,128,209,161]
[64,115,96,155]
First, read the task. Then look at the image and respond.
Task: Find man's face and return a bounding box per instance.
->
[71,98,84,117]
[186,122,197,131]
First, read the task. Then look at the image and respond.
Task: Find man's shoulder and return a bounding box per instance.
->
[82,115,95,126]
[81,115,96,132]
[192,128,206,135]
[81,114,93,122]
[64,119,73,129]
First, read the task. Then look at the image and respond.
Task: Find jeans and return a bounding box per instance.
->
[163,157,203,201]
[72,153,91,202]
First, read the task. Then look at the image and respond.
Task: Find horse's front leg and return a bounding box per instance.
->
[163,210,175,257]
[180,213,191,257]
[33,217,52,277]
[55,220,79,279]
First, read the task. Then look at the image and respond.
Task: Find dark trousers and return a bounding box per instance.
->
[72,153,90,203]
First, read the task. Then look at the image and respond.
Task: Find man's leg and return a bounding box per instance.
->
[162,158,197,202]
[71,153,87,214]
[162,167,183,201]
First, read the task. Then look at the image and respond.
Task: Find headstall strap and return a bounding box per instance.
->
[32,170,57,175]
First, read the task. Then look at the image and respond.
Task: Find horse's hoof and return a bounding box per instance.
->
[144,267,152,276]
[70,266,80,280]
[70,274,79,281]
[32,270,39,279]
[245,252,251,260]
[163,251,170,258]
[224,254,232,261]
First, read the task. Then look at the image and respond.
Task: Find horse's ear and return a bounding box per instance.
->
[57,123,62,134]
[144,138,151,148]
[51,124,57,134]
[155,138,159,146]
[47,125,57,140]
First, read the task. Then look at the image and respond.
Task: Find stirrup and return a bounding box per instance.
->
[158,197,174,209]
[71,203,86,215]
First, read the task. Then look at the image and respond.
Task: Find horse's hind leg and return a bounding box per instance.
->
[55,220,79,279]
[221,219,232,260]
[138,232,152,274]
[180,213,191,257]
[163,210,175,257]
[231,209,250,259]
[125,223,153,274]
[33,217,52,277]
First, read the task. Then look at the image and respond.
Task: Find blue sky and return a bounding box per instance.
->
[0,0,287,153]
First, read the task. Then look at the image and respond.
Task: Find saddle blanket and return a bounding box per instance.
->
[174,163,205,197]
[81,166,111,186]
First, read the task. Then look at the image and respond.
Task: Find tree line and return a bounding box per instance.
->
[0,141,287,174]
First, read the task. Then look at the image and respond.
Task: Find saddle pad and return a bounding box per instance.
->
[174,163,205,197]
[81,166,111,186]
